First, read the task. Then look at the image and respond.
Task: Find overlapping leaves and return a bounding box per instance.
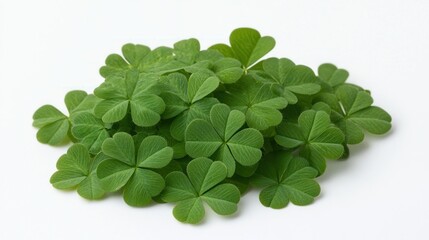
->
[315,85,392,145]
[159,72,219,140]
[96,132,173,206]
[275,110,345,174]
[33,90,100,145]
[94,70,165,127]
[161,157,240,224]
[34,27,392,225]
[185,104,264,176]
[50,144,107,199]
[252,152,320,208]
[217,76,288,130]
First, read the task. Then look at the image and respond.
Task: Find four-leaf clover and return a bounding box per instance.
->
[185,103,264,176]
[96,132,173,206]
[252,151,320,209]
[161,157,240,224]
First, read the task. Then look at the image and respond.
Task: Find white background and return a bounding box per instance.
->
[1,0,428,239]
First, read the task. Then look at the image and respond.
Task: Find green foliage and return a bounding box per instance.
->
[252,152,320,208]
[97,133,173,206]
[185,103,264,177]
[161,157,240,224]
[50,144,107,199]
[33,27,392,224]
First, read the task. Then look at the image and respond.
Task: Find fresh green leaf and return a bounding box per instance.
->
[97,132,172,206]
[186,104,264,176]
[161,158,240,224]
[275,110,345,174]
[50,145,107,200]
[217,76,287,130]
[252,151,320,208]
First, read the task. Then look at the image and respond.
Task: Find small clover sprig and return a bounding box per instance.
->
[33,27,392,224]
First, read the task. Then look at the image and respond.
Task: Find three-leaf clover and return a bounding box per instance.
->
[210,27,275,69]
[33,90,99,145]
[100,44,185,78]
[96,132,173,206]
[257,57,322,104]
[316,85,392,144]
[184,50,244,84]
[159,72,219,140]
[161,157,240,224]
[217,75,288,130]
[275,110,345,174]
[318,63,349,89]
[94,70,165,127]
[70,112,110,155]
[252,151,320,209]
[185,103,264,176]
[50,144,107,200]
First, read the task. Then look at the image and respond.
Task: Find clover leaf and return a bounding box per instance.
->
[316,85,392,144]
[94,70,165,127]
[275,110,345,174]
[70,112,110,155]
[185,56,244,84]
[173,38,200,65]
[161,157,240,224]
[50,144,108,200]
[160,72,219,140]
[185,103,264,176]
[217,75,288,130]
[96,132,173,206]
[252,151,320,209]
[210,27,275,69]
[100,44,185,78]
[318,63,349,88]
[257,58,322,104]
[34,27,393,224]
[33,90,99,145]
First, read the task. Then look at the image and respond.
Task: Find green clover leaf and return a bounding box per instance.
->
[161,157,240,224]
[33,90,100,145]
[210,27,275,69]
[70,112,110,155]
[185,103,264,176]
[316,85,392,144]
[50,144,108,200]
[185,57,244,84]
[100,44,185,78]
[96,132,173,206]
[173,38,200,65]
[160,72,220,140]
[217,75,288,130]
[252,151,320,209]
[318,63,349,88]
[94,70,165,127]
[258,58,322,104]
[275,110,345,174]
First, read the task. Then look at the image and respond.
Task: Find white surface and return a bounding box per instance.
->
[1,0,428,239]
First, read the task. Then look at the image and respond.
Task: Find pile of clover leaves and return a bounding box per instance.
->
[33,28,392,224]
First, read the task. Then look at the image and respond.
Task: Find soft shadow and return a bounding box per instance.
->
[318,141,370,184]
